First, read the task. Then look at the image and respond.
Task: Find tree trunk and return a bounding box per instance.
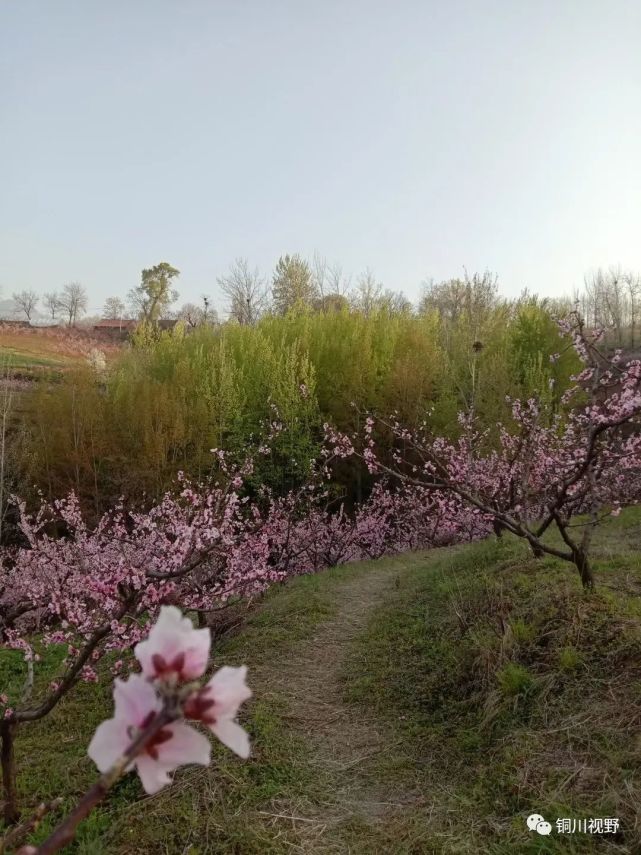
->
[1,719,20,825]
[530,543,544,559]
[574,548,594,589]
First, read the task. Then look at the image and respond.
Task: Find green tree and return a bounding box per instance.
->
[508,297,581,417]
[129,262,180,324]
[12,299,583,514]
[419,271,498,328]
[272,254,317,315]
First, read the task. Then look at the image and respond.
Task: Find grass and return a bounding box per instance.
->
[0,347,64,368]
[3,510,641,852]
[0,342,71,385]
[0,333,79,366]
[0,329,120,382]
[342,508,641,853]
[1,560,381,853]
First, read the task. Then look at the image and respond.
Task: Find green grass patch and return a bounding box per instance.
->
[341,508,641,853]
[0,347,64,368]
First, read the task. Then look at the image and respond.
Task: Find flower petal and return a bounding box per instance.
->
[135,754,173,794]
[211,718,250,759]
[113,674,160,724]
[206,665,251,718]
[135,606,211,680]
[88,718,130,772]
[157,722,212,767]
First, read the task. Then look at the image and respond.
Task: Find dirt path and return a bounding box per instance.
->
[254,561,418,851]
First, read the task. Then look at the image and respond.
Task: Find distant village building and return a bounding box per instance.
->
[93,319,138,340]
[93,319,137,331]
[93,318,179,340]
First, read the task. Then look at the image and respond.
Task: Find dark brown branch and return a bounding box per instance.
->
[0,798,62,852]
[1,720,19,826]
[27,708,176,855]
[14,607,125,724]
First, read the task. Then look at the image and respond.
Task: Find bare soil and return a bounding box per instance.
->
[252,562,420,852]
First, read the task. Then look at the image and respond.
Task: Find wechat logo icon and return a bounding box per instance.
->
[527,814,552,836]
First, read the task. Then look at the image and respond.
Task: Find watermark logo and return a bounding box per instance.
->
[527,814,552,835]
[526,813,620,836]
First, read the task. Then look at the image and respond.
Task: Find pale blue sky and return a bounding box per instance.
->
[1,1,640,315]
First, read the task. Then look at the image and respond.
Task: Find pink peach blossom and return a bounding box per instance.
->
[185,665,252,758]
[134,606,211,682]
[88,674,211,794]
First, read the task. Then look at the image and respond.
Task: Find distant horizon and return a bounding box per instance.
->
[0,258,603,319]
[2,1,640,314]
[0,259,629,323]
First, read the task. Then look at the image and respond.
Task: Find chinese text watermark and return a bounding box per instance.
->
[526,813,619,836]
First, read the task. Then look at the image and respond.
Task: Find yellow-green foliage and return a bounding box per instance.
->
[14,304,579,511]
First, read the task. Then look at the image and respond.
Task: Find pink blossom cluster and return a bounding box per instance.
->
[322,312,641,589]
[3,310,638,722]
[0,462,486,723]
[90,606,251,794]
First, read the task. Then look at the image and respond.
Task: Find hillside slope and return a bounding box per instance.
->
[0,325,122,376]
